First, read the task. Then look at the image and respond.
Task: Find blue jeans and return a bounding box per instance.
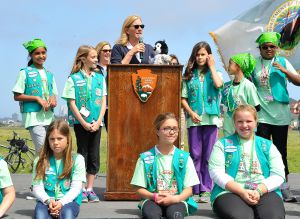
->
[34,201,80,219]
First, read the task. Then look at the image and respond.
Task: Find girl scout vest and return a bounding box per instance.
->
[221,81,235,116]
[44,154,82,205]
[21,65,54,113]
[253,56,289,104]
[210,134,282,204]
[221,79,247,117]
[68,71,104,125]
[186,69,220,116]
[140,147,198,215]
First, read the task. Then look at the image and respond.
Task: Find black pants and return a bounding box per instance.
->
[142,200,186,219]
[74,124,101,175]
[213,192,285,219]
[256,123,289,176]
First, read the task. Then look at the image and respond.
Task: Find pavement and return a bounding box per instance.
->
[4,173,300,219]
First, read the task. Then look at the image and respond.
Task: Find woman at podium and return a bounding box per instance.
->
[111,15,154,64]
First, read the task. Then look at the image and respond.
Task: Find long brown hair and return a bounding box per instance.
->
[35,120,74,180]
[183,41,212,81]
[70,45,96,74]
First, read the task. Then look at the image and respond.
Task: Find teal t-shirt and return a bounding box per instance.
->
[12,69,58,129]
[252,57,298,125]
[222,78,260,136]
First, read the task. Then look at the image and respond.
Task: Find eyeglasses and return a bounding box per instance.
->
[261,45,277,50]
[160,126,179,134]
[131,24,145,29]
[101,49,112,53]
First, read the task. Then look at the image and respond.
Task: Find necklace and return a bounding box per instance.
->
[227,77,244,112]
[237,136,255,179]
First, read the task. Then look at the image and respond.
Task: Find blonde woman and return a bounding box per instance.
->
[95,41,111,129]
[111,15,154,64]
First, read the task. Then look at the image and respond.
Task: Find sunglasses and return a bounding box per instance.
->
[261,45,277,50]
[131,24,145,29]
[101,49,112,53]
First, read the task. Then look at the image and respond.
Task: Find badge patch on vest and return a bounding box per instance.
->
[144,155,154,164]
[225,145,237,152]
[131,69,157,103]
[76,80,86,87]
[64,179,71,188]
[45,167,56,175]
[28,72,38,77]
[95,88,102,96]
[95,98,102,106]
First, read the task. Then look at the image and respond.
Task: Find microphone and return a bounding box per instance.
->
[139,36,144,60]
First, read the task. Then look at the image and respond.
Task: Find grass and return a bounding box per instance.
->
[0,127,299,174]
[0,126,107,174]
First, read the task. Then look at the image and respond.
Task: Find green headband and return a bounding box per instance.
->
[255,32,281,46]
[23,38,47,53]
[230,53,257,77]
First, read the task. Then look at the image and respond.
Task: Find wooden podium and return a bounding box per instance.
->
[104,64,182,200]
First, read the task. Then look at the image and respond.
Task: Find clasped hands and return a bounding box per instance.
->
[155,193,180,206]
[240,189,261,205]
[48,200,62,218]
[37,96,57,111]
[83,121,101,132]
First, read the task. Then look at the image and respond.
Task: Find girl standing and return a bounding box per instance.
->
[209,105,285,219]
[131,113,199,218]
[62,45,107,203]
[32,120,86,219]
[222,53,260,136]
[181,41,223,203]
[12,38,58,153]
[252,32,300,201]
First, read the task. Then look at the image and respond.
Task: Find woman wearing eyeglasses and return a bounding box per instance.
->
[131,112,199,218]
[95,41,111,130]
[111,15,154,64]
[251,32,300,202]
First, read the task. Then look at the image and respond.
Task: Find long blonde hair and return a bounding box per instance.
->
[35,120,74,180]
[116,15,141,46]
[71,45,96,74]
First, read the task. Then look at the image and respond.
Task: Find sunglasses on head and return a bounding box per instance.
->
[101,49,111,53]
[261,45,277,50]
[131,24,145,29]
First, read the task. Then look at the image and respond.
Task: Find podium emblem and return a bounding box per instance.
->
[132,69,157,102]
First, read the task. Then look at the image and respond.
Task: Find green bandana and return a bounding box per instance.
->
[23,39,47,53]
[230,53,257,77]
[255,32,281,46]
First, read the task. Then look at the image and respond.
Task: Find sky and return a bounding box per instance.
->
[1,0,299,118]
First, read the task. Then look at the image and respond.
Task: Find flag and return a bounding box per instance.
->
[210,0,300,72]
